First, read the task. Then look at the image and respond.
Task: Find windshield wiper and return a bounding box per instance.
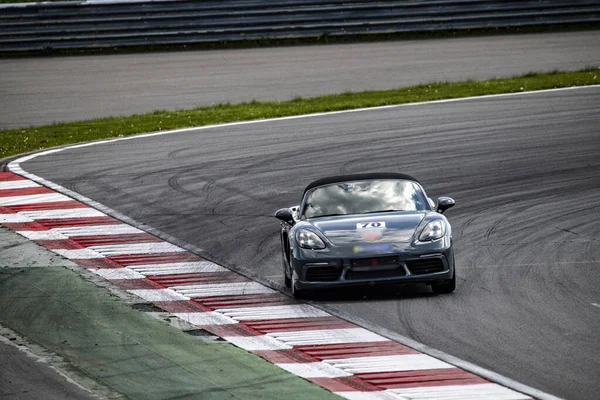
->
[313,213,346,218]
[362,209,404,214]
[312,210,404,218]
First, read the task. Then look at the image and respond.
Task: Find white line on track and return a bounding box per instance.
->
[267,328,388,346]
[127,289,188,302]
[222,335,292,351]
[276,362,352,378]
[334,391,400,400]
[17,230,69,241]
[16,224,144,241]
[127,261,226,275]
[0,180,40,190]
[87,242,184,256]
[53,224,143,237]
[51,248,104,260]
[0,193,72,206]
[170,282,275,297]
[389,383,531,400]
[217,304,330,320]
[18,208,104,220]
[0,214,31,223]
[90,268,145,280]
[174,312,238,326]
[324,354,453,373]
[9,86,590,400]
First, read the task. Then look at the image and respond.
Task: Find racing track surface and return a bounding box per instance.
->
[1,30,600,129]
[20,87,600,400]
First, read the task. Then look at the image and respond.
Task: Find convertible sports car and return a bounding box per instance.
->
[275,173,456,298]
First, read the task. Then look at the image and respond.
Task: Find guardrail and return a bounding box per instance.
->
[1,0,599,52]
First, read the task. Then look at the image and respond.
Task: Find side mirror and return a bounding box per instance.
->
[436,197,455,214]
[274,208,295,225]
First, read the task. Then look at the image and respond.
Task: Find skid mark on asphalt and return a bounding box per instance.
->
[167,147,193,159]
[483,203,534,240]
[167,171,205,200]
[257,230,279,255]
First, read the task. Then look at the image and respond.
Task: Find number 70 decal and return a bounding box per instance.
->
[356,221,386,229]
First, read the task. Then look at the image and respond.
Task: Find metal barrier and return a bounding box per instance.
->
[1,0,599,52]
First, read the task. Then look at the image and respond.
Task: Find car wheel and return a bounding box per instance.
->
[291,272,305,299]
[431,272,456,294]
[283,255,291,288]
[284,264,291,288]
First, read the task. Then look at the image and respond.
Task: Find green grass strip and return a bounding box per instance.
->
[1,68,598,160]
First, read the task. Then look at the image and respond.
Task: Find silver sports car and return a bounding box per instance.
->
[275,173,456,298]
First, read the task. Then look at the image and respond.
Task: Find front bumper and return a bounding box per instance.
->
[291,244,454,291]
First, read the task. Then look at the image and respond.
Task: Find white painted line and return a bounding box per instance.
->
[276,362,352,378]
[0,214,31,223]
[591,303,600,309]
[52,224,143,237]
[267,328,389,346]
[334,391,400,400]
[389,383,531,400]
[171,282,275,297]
[217,304,330,321]
[174,312,238,326]
[222,335,292,351]
[52,248,104,259]
[128,289,189,302]
[90,268,145,280]
[324,354,453,373]
[0,180,40,190]
[127,261,227,275]
[19,208,105,220]
[16,230,68,241]
[0,193,71,206]
[16,224,143,240]
[88,242,184,256]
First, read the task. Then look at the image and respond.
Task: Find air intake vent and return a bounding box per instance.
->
[345,268,406,280]
[306,267,341,282]
[406,258,445,275]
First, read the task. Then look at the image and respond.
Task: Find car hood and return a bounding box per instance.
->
[308,212,427,246]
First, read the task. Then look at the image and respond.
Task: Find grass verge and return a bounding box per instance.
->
[1,68,598,160]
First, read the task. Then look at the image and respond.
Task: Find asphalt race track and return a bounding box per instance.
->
[19,86,600,400]
[1,31,600,129]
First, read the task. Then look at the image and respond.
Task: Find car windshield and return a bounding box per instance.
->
[302,179,429,218]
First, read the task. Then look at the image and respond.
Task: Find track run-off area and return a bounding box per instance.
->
[10,85,600,400]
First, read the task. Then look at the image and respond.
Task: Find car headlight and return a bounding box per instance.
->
[296,229,326,249]
[419,220,446,242]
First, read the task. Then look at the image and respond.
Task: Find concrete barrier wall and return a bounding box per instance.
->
[1,0,599,52]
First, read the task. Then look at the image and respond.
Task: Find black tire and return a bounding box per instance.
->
[291,273,305,299]
[432,272,456,294]
[284,264,292,288]
[282,236,292,288]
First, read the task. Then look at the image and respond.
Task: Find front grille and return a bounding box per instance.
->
[406,258,445,275]
[351,256,399,269]
[306,266,342,282]
[345,267,406,280]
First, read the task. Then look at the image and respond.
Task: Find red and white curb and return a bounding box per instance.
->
[0,171,532,400]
